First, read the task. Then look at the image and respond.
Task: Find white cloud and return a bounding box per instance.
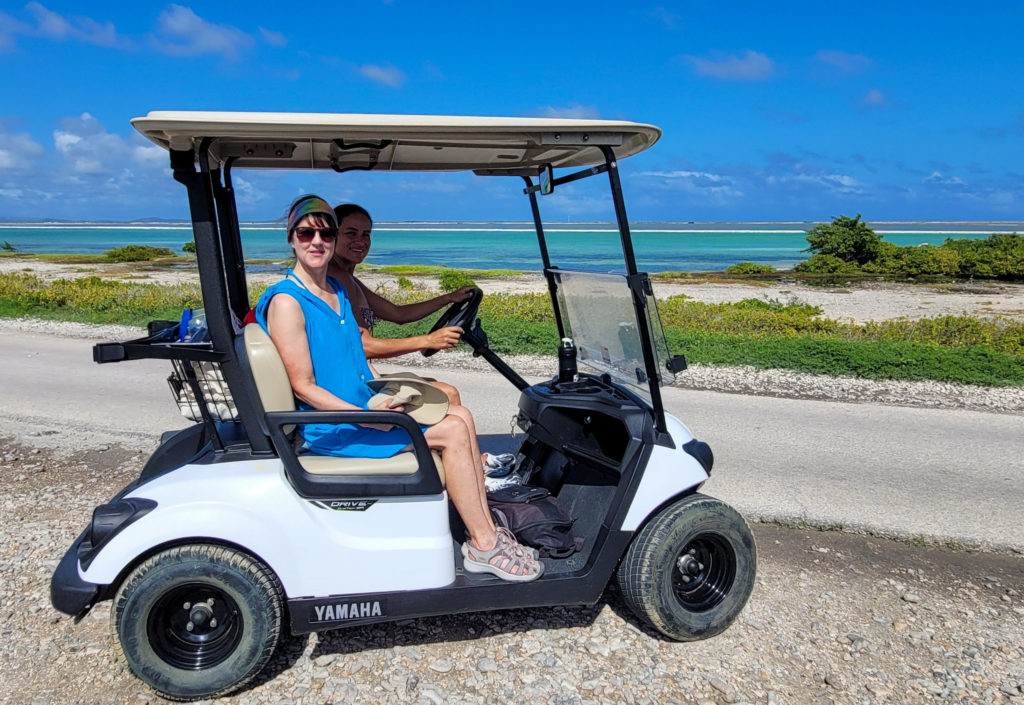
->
[25,2,70,39]
[923,171,966,187]
[685,50,774,81]
[357,63,405,87]
[648,6,681,28]
[640,169,743,201]
[258,27,287,47]
[0,11,29,51]
[537,103,602,119]
[814,50,872,73]
[150,5,253,60]
[0,127,45,170]
[53,113,168,176]
[22,3,126,48]
[862,88,888,107]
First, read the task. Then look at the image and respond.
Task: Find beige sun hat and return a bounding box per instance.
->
[366,376,449,426]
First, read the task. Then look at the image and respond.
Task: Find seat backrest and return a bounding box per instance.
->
[243,324,295,413]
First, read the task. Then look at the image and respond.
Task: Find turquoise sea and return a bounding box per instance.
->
[1,223,1019,273]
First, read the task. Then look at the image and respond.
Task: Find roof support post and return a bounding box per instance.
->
[172,143,273,453]
[213,158,250,320]
[600,146,668,438]
[522,176,565,340]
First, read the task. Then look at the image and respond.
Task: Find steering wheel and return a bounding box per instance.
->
[422,288,483,357]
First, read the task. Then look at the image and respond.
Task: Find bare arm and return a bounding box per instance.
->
[362,280,475,324]
[361,324,463,360]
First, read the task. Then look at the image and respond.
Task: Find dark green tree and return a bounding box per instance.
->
[804,214,884,265]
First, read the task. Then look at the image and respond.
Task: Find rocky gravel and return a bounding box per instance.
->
[2,436,1022,705]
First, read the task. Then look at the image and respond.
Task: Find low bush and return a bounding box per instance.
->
[105,245,176,262]
[724,262,776,275]
[438,269,477,292]
[182,241,196,254]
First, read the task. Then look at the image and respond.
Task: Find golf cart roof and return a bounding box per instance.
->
[131,111,661,173]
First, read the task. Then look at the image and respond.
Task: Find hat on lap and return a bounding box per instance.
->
[366,376,449,425]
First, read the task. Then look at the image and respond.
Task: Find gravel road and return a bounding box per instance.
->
[3,436,1022,705]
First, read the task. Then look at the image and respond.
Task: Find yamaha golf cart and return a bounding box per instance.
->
[51,112,756,700]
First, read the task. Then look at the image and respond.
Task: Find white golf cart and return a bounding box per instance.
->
[51,112,756,701]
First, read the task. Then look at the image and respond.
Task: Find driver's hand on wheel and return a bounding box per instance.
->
[362,396,404,432]
[447,286,477,303]
[425,325,463,350]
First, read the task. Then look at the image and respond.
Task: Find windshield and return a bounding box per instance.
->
[553,270,675,401]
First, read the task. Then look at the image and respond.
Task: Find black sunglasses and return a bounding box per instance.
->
[293,227,338,243]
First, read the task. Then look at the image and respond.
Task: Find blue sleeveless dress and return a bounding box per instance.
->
[255,273,412,458]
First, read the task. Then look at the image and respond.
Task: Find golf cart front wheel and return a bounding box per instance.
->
[618,493,756,641]
[111,544,283,701]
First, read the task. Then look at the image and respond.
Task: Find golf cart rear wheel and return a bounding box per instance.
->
[618,493,756,641]
[111,544,283,701]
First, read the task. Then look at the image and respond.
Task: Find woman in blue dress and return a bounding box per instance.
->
[256,195,542,582]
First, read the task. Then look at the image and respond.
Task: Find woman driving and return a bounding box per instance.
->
[256,195,541,582]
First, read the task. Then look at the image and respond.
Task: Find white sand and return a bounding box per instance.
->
[5,257,1021,324]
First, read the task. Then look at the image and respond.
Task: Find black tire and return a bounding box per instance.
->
[110,544,283,701]
[617,493,756,641]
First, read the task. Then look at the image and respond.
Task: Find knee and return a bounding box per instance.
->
[435,414,469,443]
[448,404,474,424]
[435,381,461,406]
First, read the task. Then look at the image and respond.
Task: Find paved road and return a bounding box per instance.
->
[2,331,1022,549]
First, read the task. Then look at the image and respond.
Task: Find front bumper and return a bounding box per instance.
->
[50,529,102,618]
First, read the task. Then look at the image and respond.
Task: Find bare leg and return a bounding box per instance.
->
[425,379,462,407]
[423,415,497,551]
[443,404,492,518]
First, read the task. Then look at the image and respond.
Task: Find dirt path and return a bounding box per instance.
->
[3,436,1022,705]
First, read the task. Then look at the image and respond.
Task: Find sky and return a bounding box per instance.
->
[1,1,1022,223]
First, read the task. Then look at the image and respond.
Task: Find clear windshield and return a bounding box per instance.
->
[553,270,675,401]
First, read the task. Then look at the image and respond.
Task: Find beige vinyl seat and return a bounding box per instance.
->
[243,324,444,483]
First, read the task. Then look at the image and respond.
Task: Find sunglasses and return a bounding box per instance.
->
[293,227,338,243]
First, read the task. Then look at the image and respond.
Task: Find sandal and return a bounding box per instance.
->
[496,526,539,560]
[462,529,543,582]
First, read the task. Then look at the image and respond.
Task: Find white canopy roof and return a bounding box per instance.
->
[131,111,661,173]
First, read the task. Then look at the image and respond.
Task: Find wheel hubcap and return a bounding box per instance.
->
[148,584,243,670]
[672,533,736,612]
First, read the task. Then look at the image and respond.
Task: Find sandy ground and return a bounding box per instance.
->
[3,257,1024,323]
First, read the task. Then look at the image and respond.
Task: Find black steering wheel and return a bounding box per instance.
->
[422,288,483,357]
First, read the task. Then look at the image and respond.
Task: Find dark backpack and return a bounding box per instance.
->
[487,485,584,559]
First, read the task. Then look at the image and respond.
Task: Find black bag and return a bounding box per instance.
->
[487,485,584,559]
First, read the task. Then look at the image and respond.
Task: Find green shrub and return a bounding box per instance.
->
[805,214,884,265]
[396,275,414,291]
[105,245,176,262]
[941,234,1024,280]
[182,241,196,254]
[794,254,859,274]
[1,241,16,252]
[438,269,477,292]
[725,262,776,275]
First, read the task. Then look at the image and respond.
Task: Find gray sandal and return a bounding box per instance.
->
[462,528,543,582]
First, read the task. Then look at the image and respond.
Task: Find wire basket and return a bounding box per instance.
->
[168,359,238,422]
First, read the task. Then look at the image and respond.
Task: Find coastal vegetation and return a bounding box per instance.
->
[103,245,177,262]
[794,215,1024,280]
[1,271,1019,387]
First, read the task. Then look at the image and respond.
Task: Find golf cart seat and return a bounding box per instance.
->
[241,324,445,483]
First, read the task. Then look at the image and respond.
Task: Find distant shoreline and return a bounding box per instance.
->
[1,220,1022,234]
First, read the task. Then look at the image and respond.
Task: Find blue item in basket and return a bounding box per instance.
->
[178,308,209,342]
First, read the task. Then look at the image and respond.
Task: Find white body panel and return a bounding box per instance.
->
[80,460,455,597]
[619,413,708,531]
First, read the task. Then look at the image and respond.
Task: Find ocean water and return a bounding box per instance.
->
[0,223,1015,273]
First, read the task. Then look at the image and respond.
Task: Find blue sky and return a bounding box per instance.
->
[1,1,1022,222]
